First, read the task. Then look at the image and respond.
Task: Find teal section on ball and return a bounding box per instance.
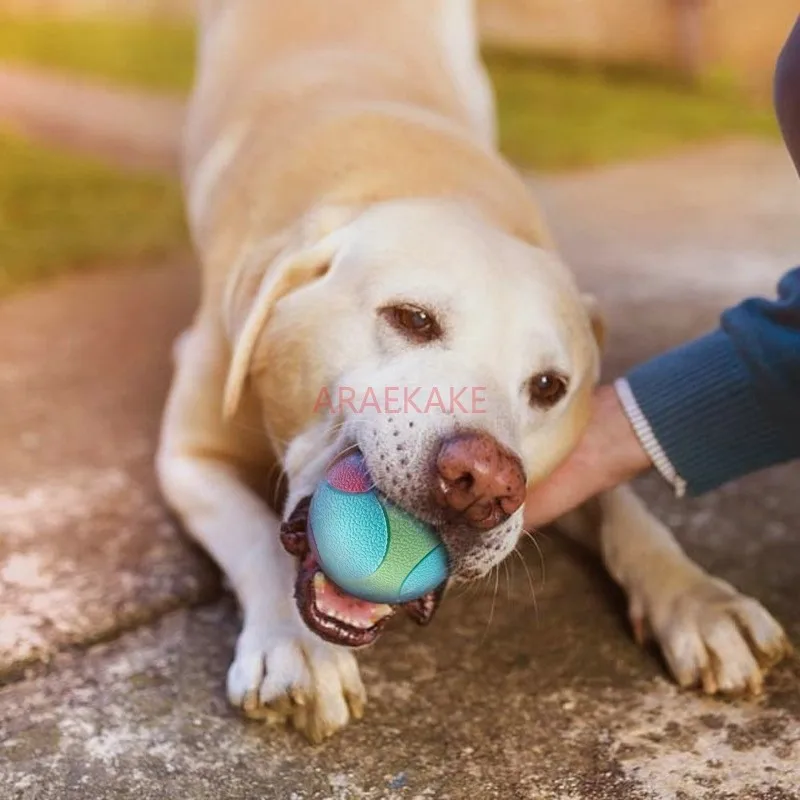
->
[334,496,447,604]
[309,475,449,604]
[398,545,449,602]
[309,482,389,583]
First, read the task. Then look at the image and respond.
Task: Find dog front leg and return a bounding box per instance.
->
[157,327,364,743]
[557,485,791,694]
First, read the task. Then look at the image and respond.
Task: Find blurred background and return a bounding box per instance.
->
[0,0,796,298]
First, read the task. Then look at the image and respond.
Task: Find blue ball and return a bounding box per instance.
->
[308,453,448,604]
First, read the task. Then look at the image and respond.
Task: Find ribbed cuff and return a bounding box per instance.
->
[624,329,794,496]
[615,377,687,497]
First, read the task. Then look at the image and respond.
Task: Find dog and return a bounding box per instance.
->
[157,0,791,743]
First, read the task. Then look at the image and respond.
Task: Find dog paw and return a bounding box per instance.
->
[227,620,366,743]
[629,569,792,696]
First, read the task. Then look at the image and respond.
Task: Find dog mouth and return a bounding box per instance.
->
[280,496,444,648]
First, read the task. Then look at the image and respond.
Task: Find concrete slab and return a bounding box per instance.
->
[0,261,219,678]
[2,555,798,800]
[534,139,800,371]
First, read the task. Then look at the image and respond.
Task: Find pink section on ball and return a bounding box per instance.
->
[326,452,372,494]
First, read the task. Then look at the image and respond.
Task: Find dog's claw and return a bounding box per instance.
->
[404,583,447,625]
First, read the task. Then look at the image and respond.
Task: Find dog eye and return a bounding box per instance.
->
[528,371,569,408]
[381,304,442,343]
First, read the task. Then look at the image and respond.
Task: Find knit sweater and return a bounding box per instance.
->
[616,15,800,495]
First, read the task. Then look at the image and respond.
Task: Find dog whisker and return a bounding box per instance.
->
[270,465,288,508]
[324,441,361,472]
[478,564,501,647]
[513,547,539,629]
[451,577,481,601]
[522,528,547,587]
[523,524,552,544]
[228,417,273,441]
[502,557,511,603]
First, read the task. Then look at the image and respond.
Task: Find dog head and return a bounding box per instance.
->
[223,198,602,645]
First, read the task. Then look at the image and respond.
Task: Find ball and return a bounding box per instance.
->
[308,452,448,604]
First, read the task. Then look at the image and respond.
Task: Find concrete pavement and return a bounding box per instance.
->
[2,138,800,798]
[0,260,218,679]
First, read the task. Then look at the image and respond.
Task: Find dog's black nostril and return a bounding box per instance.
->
[408,421,414,428]
[454,474,474,492]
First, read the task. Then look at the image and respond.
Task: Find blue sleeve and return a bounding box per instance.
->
[624,269,800,494]
[621,17,800,495]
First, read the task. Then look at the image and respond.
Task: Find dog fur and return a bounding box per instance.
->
[157,0,791,743]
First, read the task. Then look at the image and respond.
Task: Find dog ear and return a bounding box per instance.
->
[582,293,606,352]
[222,213,353,420]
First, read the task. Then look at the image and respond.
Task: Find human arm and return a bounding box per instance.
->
[525,18,800,527]
[525,264,800,528]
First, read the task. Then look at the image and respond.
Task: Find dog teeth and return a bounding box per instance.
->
[370,605,394,623]
[312,571,394,628]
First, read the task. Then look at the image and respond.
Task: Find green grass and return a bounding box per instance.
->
[0,15,780,293]
[0,13,779,170]
[0,132,187,295]
[487,51,779,170]
[0,14,195,93]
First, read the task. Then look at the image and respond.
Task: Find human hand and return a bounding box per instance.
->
[523,383,653,528]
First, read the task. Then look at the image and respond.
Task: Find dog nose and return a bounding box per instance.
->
[434,433,526,530]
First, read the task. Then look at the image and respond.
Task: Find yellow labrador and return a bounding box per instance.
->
[157,0,790,743]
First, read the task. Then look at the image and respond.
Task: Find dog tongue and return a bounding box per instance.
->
[312,572,393,628]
